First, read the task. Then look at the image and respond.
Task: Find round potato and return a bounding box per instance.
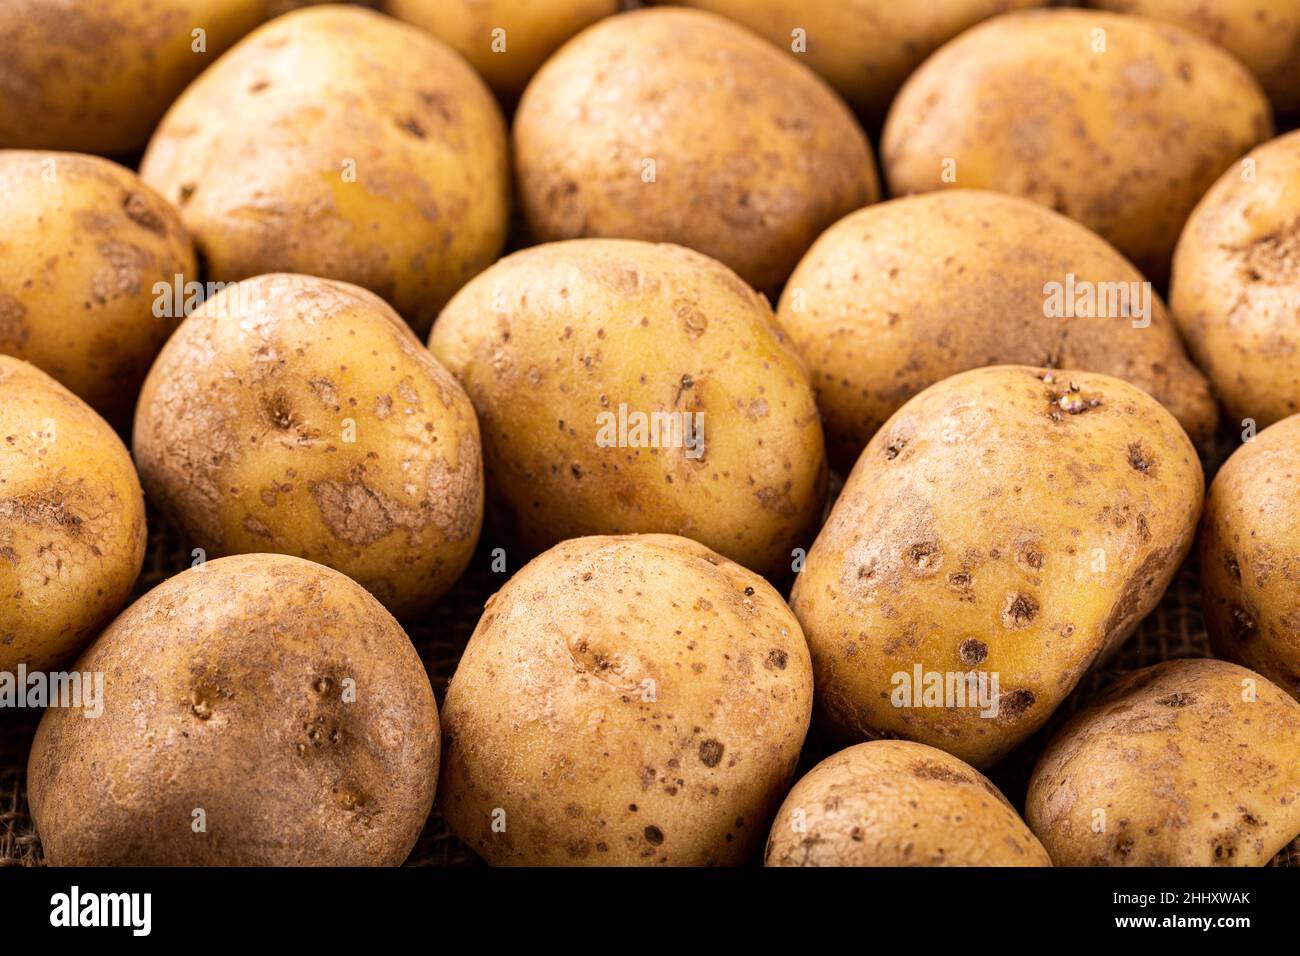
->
[882,8,1273,284]
[428,239,826,578]
[0,0,271,155]
[1170,130,1300,430]
[1089,0,1300,113]
[790,366,1204,767]
[384,0,618,98]
[133,273,483,620]
[1201,414,1300,700]
[139,4,509,336]
[1027,659,1300,866]
[765,740,1051,866]
[27,553,439,866]
[0,151,196,425]
[0,356,145,674]
[671,0,1045,120]
[439,534,813,866]
[513,7,878,294]
[779,190,1217,470]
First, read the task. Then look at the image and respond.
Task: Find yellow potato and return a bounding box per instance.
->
[429,239,827,578]
[0,356,145,673]
[790,366,1204,767]
[133,274,483,620]
[779,190,1217,470]
[1171,130,1300,429]
[140,4,509,337]
[513,7,878,294]
[883,8,1273,284]
[1027,659,1300,866]
[384,0,618,98]
[765,740,1051,866]
[0,151,196,425]
[28,553,439,865]
[1201,414,1300,700]
[439,534,813,866]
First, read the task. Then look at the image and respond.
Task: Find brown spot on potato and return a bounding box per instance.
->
[122,192,165,235]
[0,294,27,347]
[643,825,664,845]
[1000,592,1039,629]
[698,739,724,767]
[958,639,988,666]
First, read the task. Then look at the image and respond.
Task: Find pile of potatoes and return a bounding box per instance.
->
[2,0,1299,869]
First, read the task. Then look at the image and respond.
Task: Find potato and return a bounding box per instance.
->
[882,8,1273,284]
[0,0,272,155]
[779,190,1217,470]
[0,151,196,425]
[1089,0,1300,113]
[1170,130,1300,430]
[439,534,813,866]
[1201,414,1300,700]
[513,7,878,294]
[765,740,1051,866]
[133,273,483,620]
[790,365,1204,767]
[139,4,509,336]
[27,553,439,866]
[384,0,618,98]
[671,0,1046,121]
[1027,659,1300,866]
[429,239,826,578]
[0,356,145,674]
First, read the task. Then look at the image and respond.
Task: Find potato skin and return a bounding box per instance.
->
[1027,659,1300,866]
[779,190,1216,470]
[384,0,618,97]
[1170,130,1300,430]
[790,366,1204,767]
[139,4,509,336]
[672,0,1045,120]
[1201,415,1300,700]
[765,740,1051,866]
[0,152,196,425]
[133,274,483,620]
[1090,0,1300,113]
[0,357,146,673]
[882,9,1273,284]
[513,7,878,293]
[27,553,439,866]
[439,534,813,866]
[429,239,827,578]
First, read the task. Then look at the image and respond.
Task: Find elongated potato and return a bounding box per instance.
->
[1201,414,1300,700]
[765,740,1051,867]
[429,239,827,578]
[1027,659,1300,866]
[883,8,1273,283]
[779,190,1216,470]
[790,365,1204,767]
[439,534,813,866]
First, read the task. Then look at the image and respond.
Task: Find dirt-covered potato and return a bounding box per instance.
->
[790,366,1204,767]
[765,740,1051,866]
[439,534,813,866]
[1027,659,1300,866]
[0,0,274,155]
[1201,414,1300,700]
[883,9,1273,284]
[139,4,509,336]
[0,357,145,674]
[0,151,196,424]
[1170,130,1300,430]
[133,273,483,620]
[779,190,1216,470]
[671,0,1046,120]
[513,7,878,294]
[429,239,826,578]
[27,553,439,866]
[384,0,618,98]
[1090,0,1300,114]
